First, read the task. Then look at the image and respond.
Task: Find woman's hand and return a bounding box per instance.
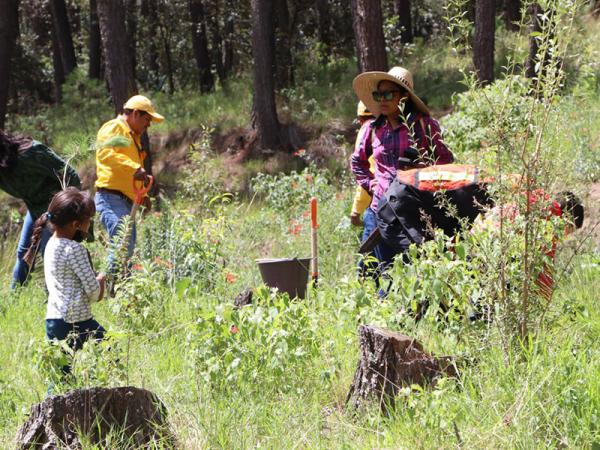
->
[96,273,106,301]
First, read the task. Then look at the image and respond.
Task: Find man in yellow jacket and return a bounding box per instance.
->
[350,101,375,227]
[95,95,164,272]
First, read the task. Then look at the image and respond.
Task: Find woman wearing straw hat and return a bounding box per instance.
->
[351,66,453,283]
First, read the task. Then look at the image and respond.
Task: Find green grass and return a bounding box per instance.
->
[2,16,600,449]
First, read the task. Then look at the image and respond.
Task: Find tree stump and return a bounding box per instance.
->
[233,288,254,309]
[346,325,457,413]
[15,386,176,449]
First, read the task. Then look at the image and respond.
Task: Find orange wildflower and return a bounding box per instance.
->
[154,257,174,269]
[132,264,144,271]
[225,272,236,283]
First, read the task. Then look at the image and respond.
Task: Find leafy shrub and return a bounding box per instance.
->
[250,166,336,213]
[441,75,533,159]
[188,287,320,392]
[137,203,224,290]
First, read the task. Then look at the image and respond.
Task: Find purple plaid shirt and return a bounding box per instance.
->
[351,113,453,211]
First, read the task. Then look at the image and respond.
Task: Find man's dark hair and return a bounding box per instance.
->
[0,130,32,170]
[557,191,584,229]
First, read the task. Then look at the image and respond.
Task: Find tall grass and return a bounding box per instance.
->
[2,6,600,448]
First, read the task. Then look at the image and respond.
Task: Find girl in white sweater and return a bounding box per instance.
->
[25,188,105,369]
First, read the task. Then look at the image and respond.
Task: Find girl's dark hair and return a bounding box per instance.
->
[23,187,96,266]
[0,129,32,169]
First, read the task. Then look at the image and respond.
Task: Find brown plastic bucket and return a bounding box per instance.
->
[256,257,311,299]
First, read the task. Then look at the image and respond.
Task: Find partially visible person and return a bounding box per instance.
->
[94,95,164,272]
[24,188,105,373]
[474,189,584,300]
[0,130,81,288]
[351,66,453,281]
[350,101,375,227]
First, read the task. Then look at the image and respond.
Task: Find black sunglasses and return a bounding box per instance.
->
[372,90,401,102]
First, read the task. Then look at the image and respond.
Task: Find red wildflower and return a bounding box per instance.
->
[225,272,236,283]
[230,325,239,334]
[293,148,306,157]
[132,264,144,271]
[288,220,303,235]
[304,174,313,183]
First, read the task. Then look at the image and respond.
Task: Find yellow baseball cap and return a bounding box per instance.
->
[123,95,164,122]
[356,101,373,118]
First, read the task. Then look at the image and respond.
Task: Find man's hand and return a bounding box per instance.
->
[142,195,152,212]
[134,166,148,182]
[350,212,363,227]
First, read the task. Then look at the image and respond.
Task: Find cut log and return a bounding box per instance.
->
[16,386,176,449]
[346,325,456,413]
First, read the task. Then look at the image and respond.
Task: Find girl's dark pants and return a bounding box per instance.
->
[46,318,106,373]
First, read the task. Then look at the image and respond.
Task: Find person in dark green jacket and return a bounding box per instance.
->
[0,130,81,288]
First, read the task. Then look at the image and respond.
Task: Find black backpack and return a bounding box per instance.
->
[376,165,493,251]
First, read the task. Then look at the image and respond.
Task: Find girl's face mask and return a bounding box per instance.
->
[73,229,88,243]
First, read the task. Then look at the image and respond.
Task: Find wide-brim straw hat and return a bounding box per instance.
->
[352,66,430,117]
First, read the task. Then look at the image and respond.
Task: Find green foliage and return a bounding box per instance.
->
[137,203,224,290]
[251,166,336,213]
[188,287,322,392]
[2,6,600,447]
[442,75,533,160]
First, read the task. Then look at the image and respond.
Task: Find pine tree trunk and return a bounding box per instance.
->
[51,24,65,102]
[189,0,214,93]
[50,0,77,77]
[223,2,234,77]
[275,0,294,88]
[316,0,332,62]
[473,0,496,86]
[351,0,388,73]
[88,0,102,80]
[0,0,19,129]
[160,23,175,94]
[503,0,521,31]
[524,3,543,79]
[97,0,137,113]
[209,0,227,87]
[141,0,160,77]
[592,0,600,18]
[394,0,413,43]
[346,325,456,413]
[251,0,284,150]
[125,0,137,82]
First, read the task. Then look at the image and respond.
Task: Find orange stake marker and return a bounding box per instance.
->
[310,196,318,286]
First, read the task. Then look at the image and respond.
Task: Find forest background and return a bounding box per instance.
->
[1,0,600,448]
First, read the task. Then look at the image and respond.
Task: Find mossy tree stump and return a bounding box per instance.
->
[346,325,456,413]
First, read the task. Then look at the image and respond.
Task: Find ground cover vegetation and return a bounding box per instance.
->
[1,0,600,448]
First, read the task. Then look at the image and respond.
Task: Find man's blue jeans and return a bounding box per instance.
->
[95,190,136,273]
[361,207,399,277]
[11,211,52,288]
